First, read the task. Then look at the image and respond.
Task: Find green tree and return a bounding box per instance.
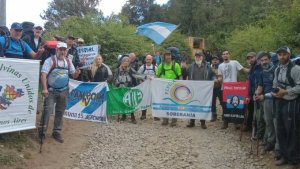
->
[41,0,102,30]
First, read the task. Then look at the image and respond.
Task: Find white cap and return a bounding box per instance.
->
[56,42,67,49]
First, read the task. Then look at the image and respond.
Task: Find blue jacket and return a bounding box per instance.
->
[0,36,32,58]
[248,61,263,97]
[259,64,276,94]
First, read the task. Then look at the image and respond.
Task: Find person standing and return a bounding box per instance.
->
[210,55,222,122]
[186,52,215,129]
[0,22,44,59]
[22,25,44,59]
[138,54,157,120]
[88,55,113,83]
[217,49,249,129]
[272,47,300,169]
[39,42,81,143]
[129,52,139,86]
[156,50,182,127]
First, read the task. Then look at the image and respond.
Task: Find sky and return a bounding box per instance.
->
[6,0,169,28]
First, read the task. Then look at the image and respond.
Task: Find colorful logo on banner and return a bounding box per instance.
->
[0,85,24,110]
[164,82,196,105]
[123,89,143,108]
[67,83,106,114]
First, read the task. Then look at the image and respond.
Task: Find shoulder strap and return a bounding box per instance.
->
[66,57,71,71]
[4,36,9,50]
[143,64,146,73]
[49,56,57,74]
[287,62,295,87]
[172,61,179,78]
[152,64,156,72]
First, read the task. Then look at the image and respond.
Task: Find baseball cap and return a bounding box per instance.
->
[164,50,172,55]
[195,52,205,57]
[246,52,256,58]
[211,55,219,60]
[56,42,67,49]
[67,35,75,40]
[276,47,291,55]
[77,38,84,43]
[11,22,23,30]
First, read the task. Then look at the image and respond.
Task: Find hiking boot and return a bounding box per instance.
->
[154,117,160,121]
[234,124,240,130]
[140,115,146,120]
[186,119,195,128]
[264,143,274,152]
[131,114,137,124]
[170,118,177,127]
[200,120,207,129]
[52,132,64,143]
[221,122,228,129]
[120,114,127,121]
[275,158,287,166]
[210,114,217,122]
[140,110,146,120]
[161,118,169,126]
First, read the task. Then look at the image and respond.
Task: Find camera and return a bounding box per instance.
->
[272,88,280,93]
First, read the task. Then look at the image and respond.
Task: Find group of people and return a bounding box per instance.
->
[1,22,300,169]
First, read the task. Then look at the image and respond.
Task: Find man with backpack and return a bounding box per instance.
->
[0,22,44,59]
[138,54,157,120]
[186,52,215,129]
[39,42,81,143]
[22,25,44,59]
[156,50,182,127]
[272,47,300,169]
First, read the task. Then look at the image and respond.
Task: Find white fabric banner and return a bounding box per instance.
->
[64,79,108,123]
[151,79,213,120]
[0,58,40,134]
[77,45,99,69]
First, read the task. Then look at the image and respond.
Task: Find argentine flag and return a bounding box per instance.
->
[136,22,178,45]
[64,79,108,123]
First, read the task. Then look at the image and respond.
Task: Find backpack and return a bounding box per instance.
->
[0,36,26,58]
[158,61,179,79]
[0,26,9,37]
[142,64,156,74]
[21,22,34,39]
[275,61,295,87]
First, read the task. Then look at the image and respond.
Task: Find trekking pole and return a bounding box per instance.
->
[39,96,46,153]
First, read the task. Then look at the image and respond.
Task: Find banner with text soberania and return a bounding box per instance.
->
[107,80,151,115]
[151,79,213,120]
[0,58,39,134]
[77,45,99,69]
[222,82,248,124]
[64,79,108,123]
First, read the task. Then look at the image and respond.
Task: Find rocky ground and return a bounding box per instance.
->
[71,113,279,169]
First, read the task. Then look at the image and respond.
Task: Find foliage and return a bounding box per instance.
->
[41,0,102,30]
[225,1,300,63]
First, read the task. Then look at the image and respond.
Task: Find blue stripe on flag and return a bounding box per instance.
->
[82,87,107,114]
[152,103,211,113]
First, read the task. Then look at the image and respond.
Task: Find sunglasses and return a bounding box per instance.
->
[14,29,23,32]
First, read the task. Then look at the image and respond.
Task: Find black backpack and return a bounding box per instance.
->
[21,22,34,39]
[0,26,9,37]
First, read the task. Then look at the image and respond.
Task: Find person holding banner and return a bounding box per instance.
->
[114,56,145,124]
[186,52,215,129]
[39,42,81,143]
[156,50,182,126]
[138,54,157,120]
[210,55,222,122]
[218,49,249,129]
[88,55,113,83]
[272,47,300,168]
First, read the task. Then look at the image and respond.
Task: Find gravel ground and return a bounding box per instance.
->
[71,113,272,169]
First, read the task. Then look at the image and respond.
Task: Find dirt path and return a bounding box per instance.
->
[2,111,286,169]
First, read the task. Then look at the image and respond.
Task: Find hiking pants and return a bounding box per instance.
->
[212,87,222,119]
[263,98,276,146]
[275,98,300,164]
[252,101,265,140]
[40,90,68,133]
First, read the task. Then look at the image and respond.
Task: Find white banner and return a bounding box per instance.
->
[64,79,108,123]
[151,79,213,120]
[0,58,40,134]
[77,45,99,69]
